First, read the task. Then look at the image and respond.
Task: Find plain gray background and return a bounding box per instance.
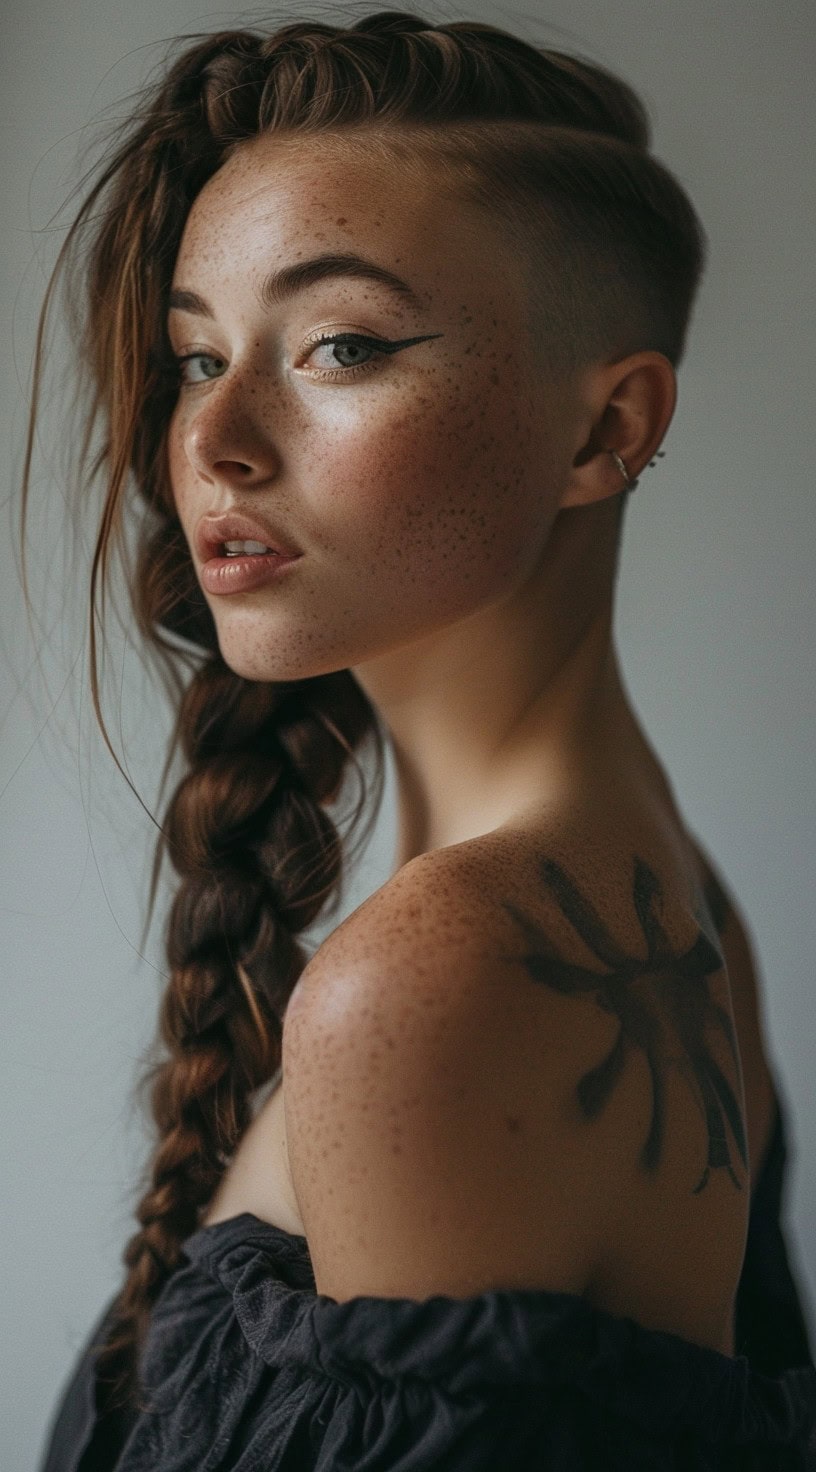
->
[2,1,814,1466]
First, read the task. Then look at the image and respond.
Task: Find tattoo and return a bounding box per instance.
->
[698,857,731,938]
[499,855,747,1194]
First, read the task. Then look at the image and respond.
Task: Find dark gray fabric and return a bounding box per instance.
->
[39,1085,816,1471]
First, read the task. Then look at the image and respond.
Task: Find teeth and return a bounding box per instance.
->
[222,539,275,557]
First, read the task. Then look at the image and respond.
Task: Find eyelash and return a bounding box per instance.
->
[170,332,387,388]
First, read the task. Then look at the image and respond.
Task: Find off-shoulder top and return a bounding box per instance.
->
[38,1082,816,1471]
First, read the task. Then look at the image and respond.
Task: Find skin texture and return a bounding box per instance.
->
[166,130,677,867]
[277,841,749,1332]
[499,852,747,1194]
[182,134,765,1351]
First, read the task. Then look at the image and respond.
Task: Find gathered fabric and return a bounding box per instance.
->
[40,1090,816,1471]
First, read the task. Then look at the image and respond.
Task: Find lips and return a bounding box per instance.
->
[195,510,302,563]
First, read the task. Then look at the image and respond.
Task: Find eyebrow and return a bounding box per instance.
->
[167,252,424,319]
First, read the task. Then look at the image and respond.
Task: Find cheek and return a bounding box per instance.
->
[326,370,547,601]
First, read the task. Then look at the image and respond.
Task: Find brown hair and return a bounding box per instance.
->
[18,5,707,1411]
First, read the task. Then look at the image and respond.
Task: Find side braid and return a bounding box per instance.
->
[94,659,383,1411]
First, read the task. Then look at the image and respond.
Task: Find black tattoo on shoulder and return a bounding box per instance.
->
[499,855,747,1195]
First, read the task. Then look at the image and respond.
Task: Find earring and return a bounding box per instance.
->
[609,447,666,491]
[609,449,633,488]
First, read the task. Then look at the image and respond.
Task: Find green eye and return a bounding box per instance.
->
[173,353,227,386]
[304,330,444,379]
[305,333,384,374]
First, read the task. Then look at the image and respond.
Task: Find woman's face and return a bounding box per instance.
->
[166,131,577,682]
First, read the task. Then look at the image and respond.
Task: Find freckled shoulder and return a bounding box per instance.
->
[281,835,750,1334]
[286,845,528,1019]
[280,847,629,1301]
[288,832,747,1198]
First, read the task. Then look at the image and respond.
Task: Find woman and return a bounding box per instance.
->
[29,8,815,1469]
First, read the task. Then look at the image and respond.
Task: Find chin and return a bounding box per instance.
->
[217,642,348,686]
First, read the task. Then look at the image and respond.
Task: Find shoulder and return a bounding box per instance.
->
[283,849,530,1133]
[281,844,636,1303]
[288,846,515,1020]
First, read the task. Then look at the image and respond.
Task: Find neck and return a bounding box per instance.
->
[351,501,639,872]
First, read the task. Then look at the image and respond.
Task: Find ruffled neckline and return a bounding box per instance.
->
[177,1207,816,1447]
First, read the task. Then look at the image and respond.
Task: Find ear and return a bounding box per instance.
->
[560,351,677,510]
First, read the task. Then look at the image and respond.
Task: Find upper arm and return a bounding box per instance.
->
[281,857,611,1304]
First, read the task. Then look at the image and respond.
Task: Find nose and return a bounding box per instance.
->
[181,370,281,488]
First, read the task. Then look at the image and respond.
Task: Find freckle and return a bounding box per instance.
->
[505,1115,522,1134]
[336,216,347,225]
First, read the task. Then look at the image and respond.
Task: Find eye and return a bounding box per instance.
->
[167,330,442,388]
[172,352,227,386]
[303,332,387,379]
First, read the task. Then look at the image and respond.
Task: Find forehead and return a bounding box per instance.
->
[174,131,526,315]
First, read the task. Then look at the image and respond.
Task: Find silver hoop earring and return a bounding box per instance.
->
[609,447,666,492]
[609,450,633,489]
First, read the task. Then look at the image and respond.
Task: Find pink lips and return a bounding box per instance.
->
[199,548,302,595]
[195,509,302,564]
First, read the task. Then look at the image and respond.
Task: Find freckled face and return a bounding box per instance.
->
[166,133,571,682]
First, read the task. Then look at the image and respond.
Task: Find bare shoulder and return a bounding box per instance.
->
[284,839,590,1075]
[282,843,624,1301]
[288,846,506,1009]
[281,829,745,1306]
